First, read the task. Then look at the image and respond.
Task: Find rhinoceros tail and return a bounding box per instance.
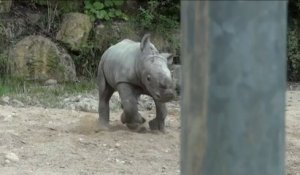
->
[140,33,151,51]
[96,52,107,88]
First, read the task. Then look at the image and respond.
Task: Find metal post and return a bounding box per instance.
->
[180,1,287,175]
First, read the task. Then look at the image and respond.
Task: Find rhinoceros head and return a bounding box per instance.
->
[139,34,175,102]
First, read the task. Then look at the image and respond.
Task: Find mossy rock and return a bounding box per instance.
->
[56,13,92,51]
[0,0,12,13]
[9,35,77,82]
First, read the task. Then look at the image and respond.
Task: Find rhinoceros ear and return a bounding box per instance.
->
[140,34,151,51]
[161,53,173,65]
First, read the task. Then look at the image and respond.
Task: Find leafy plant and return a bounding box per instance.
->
[72,42,101,78]
[0,52,9,77]
[135,0,179,33]
[84,0,128,21]
[287,21,300,81]
[288,1,300,81]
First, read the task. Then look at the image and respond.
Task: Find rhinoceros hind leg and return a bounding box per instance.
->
[97,69,114,129]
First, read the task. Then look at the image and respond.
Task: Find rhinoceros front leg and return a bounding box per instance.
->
[149,101,167,132]
[117,83,146,130]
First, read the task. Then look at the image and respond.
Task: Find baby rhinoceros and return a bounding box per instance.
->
[97,34,175,132]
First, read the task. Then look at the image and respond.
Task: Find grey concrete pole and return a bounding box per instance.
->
[180,1,287,175]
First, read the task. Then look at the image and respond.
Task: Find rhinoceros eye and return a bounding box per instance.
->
[147,75,151,81]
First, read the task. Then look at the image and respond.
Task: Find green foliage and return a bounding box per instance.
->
[0,77,95,96]
[135,0,180,33]
[72,43,101,78]
[29,0,83,13]
[287,20,300,81]
[0,52,9,77]
[84,0,128,21]
[0,77,26,96]
[288,0,300,81]
[0,22,10,50]
[56,1,83,13]
[0,77,96,108]
[30,0,48,6]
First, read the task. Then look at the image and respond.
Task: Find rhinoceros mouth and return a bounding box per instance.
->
[152,92,174,103]
[148,92,161,102]
[157,96,174,103]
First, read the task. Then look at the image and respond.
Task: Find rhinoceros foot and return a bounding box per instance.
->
[120,112,146,124]
[126,123,147,133]
[149,118,165,133]
[120,112,127,124]
[120,112,147,132]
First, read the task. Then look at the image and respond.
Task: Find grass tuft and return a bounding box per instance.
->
[0,77,97,107]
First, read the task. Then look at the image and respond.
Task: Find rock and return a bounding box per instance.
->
[5,152,19,162]
[62,92,156,113]
[3,114,13,122]
[62,95,98,113]
[77,98,98,113]
[138,95,154,111]
[44,79,58,86]
[9,35,77,82]
[25,12,42,25]
[11,99,24,107]
[56,13,92,51]
[115,143,121,148]
[0,0,12,13]
[1,96,10,104]
[115,158,125,164]
[110,93,122,111]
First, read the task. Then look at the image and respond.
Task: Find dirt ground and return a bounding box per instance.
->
[0,90,299,175]
[286,91,300,175]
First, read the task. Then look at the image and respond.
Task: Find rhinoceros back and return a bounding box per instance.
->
[101,39,141,88]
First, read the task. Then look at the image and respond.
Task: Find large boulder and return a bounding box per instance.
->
[9,35,77,82]
[56,13,92,50]
[0,0,12,13]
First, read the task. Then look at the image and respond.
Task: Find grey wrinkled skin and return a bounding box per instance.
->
[97,34,175,132]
